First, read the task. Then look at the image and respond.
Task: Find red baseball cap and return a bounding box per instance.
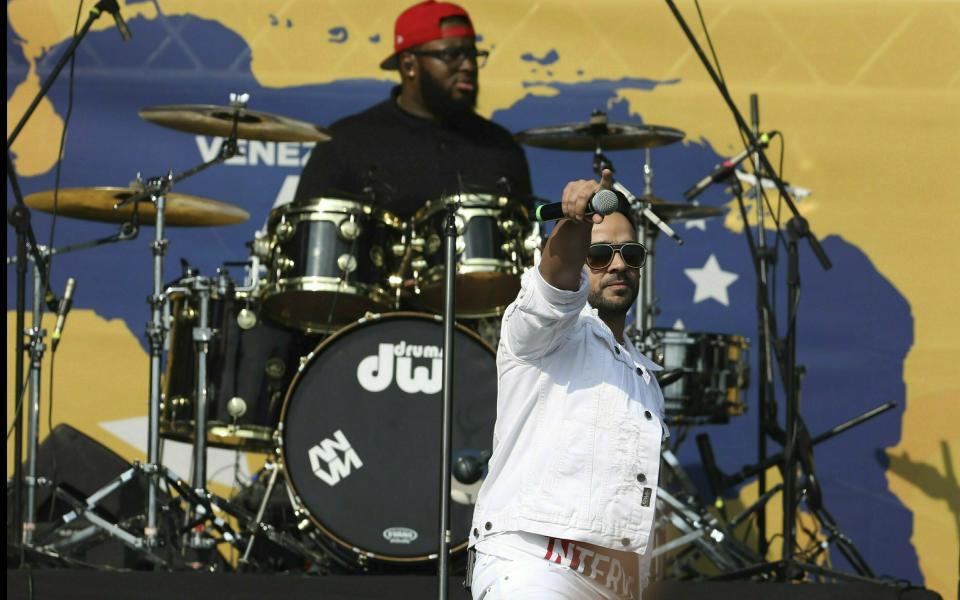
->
[380,1,476,70]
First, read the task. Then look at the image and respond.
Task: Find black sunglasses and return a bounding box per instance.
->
[410,47,489,68]
[586,243,647,270]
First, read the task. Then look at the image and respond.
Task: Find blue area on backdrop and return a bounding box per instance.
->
[5,14,918,583]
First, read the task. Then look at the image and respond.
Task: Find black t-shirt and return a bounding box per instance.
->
[294,89,532,219]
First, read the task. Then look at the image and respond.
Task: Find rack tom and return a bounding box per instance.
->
[261,198,405,332]
[411,194,537,318]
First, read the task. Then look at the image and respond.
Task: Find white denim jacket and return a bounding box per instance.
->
[470,265,668,555]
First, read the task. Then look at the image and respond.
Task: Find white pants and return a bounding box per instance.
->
[471,550,621,600]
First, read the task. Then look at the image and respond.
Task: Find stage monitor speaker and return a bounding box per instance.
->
[6,424,174,569]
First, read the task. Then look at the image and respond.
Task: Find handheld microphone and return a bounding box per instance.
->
[534,188,619,222]
[51,277,76,352]
[683,131,774,201]
[453,450,491,485]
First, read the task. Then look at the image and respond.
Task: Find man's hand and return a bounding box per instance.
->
[539,169,615,291]
[560,168,614,224]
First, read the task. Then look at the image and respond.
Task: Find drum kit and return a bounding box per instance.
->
[18,93,755,575]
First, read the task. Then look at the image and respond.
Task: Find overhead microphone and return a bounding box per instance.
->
[50,277,76,352]
[534,188,619,222]
[683,131,775,201]
[96,0,133,42]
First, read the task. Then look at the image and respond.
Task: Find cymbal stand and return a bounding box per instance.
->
[592,147,681,341]
[110,95,245,548]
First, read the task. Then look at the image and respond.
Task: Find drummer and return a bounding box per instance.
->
[293,0,532,219]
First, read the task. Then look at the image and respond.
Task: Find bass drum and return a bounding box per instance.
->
[279,312,496,567]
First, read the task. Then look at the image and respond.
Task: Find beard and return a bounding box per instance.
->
[419,69,477,119]
[588,273,640,316]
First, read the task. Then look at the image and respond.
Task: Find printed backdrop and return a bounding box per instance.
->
[6,1,958,595]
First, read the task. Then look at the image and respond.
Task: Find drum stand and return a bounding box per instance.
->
[29,99,258,567]
[652,450,763,579]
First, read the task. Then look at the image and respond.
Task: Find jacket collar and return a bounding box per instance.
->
[580,304,663,372]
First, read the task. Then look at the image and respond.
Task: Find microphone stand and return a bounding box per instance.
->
[437,197,460,599]
[5,0,126,557]
[662,1,887,582]
[663,0,831,273]
[749,94,774,558]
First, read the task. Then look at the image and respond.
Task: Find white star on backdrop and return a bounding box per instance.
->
[684,254,740,306]
[99,417,251,487]
[672,318,686,330]
[685,219,706,231]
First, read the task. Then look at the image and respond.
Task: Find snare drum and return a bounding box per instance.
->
[411,194,537,317]
[162,281,317,452]
[278,312,497,567]
[643,328,750,424]
[261,198,405,332]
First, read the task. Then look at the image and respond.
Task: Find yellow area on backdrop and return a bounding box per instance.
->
[7,1,959,595]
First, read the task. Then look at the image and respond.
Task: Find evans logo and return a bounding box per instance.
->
[383,527,419,544]
[357,342,443,394]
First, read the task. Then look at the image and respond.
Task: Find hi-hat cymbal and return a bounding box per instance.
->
[139,104,331,143]
[643,195,723,221]
[516,120,685,151]
[25,187,250,227]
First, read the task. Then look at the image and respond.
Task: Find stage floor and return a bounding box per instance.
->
[6,569,942,600]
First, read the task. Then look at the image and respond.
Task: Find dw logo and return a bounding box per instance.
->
[308,430,363,487]
[357,342,443,394]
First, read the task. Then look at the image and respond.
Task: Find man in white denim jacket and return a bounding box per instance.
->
[469,169,668,599]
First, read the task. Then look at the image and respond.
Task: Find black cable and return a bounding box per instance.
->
[47,0,85,272]
[694,0,727,87]
[46,350,60,522]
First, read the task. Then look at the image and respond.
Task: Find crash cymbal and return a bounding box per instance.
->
[139,104,331,143]
[25,187,250,227]
[516,113,684,151]
[642,195,723,221]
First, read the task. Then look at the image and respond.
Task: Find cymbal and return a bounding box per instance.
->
[643,195,723,221]
[139,104,331,143]
[24,187,250,227]
[516,121,685,151]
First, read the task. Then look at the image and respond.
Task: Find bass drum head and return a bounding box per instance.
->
[279,312,496,564]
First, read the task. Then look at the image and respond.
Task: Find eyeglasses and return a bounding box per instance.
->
[410,47,490,68]
[586,243,648,270]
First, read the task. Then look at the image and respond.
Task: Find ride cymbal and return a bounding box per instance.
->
[25,187,250,227]
[516,112,684,151]
[139,104,331,143]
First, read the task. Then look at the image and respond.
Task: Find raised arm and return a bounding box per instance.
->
[499,170,614,362]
